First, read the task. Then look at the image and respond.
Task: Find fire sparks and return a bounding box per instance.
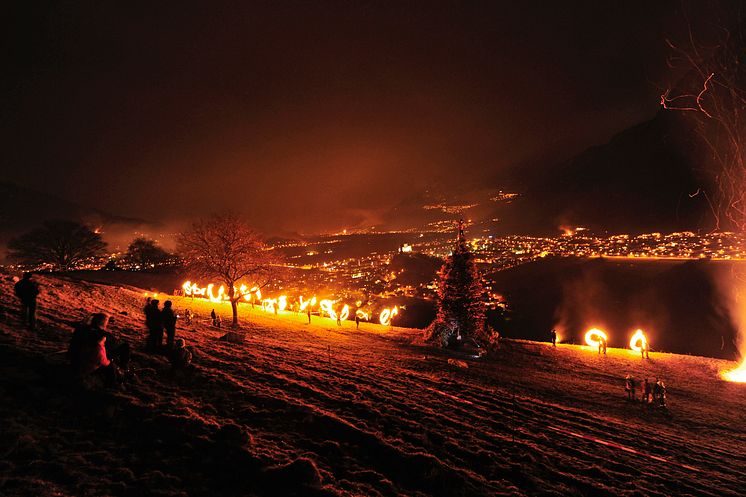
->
[379,306,398,326]
[722,360,746,383]
[584,328,608,348]
[355,309,369,321]
[629,329,648,353]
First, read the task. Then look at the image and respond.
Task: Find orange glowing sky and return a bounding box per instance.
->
[2,1,724,234]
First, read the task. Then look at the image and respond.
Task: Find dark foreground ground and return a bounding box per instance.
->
[1,274,745,496]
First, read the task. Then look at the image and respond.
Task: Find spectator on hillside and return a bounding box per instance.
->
[550,329,557,347]
[184,308,193,325]
[69,313,131,373]
[170,338,194,371]
[624,374,636,401]
[642,378,652,408]
[211,309,217,326]
[14,272,40,330]
[657,379,667,407]
[653,377,662,404]
[161,300,178,350]
[78,330,120,386]
[307,307,311,324]
[355,314,360,330]
[145,299,163,351]
[598,337,607,355]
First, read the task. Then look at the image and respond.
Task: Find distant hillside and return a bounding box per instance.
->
[375,111,714,236]
[504,111,713,234]
[0,181,159,256]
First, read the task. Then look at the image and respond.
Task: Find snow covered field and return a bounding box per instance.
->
[1,273,745,496]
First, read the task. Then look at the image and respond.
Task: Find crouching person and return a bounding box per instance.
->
[80,330,120,387]
[69,313,128,387]
[170,338,195,378]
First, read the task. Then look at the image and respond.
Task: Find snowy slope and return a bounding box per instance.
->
[0,274,744,496]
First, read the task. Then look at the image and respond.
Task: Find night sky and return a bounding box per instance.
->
[3,1,688,234]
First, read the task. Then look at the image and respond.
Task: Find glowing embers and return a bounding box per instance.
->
[629,329,648,353]
[584,328,608,348]
[722,360,746,383]
[379,306,399,326]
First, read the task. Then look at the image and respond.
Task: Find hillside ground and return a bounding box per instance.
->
[0,273,744,496]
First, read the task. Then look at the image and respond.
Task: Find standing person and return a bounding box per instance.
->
[307,306,311,324]
[210,309,217,326]
[184,308,193,325]
[641,340,650,359]
[145,299,163,351]
[355,314,360,330]
[550,329,557,347]
[336,313,342,326]
[161,300,178,350]
[657,379,667,407]
[624,374,636,401]
[653,377,662,405]
[600,337,607,355]
[14,272,40,330]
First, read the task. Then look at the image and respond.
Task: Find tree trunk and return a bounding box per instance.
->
[227,282,239,327]
[231,299,239,327]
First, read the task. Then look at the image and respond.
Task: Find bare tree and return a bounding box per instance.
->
[7,220,107,270]
[660,7,746,231]
[177,214,279,327]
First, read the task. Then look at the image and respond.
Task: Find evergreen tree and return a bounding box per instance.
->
[428,220,486,347]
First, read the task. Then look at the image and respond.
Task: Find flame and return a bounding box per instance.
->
[379,306,399,326]
[629,329,648,352]
[319,299,337,320]
[722,360,746,382]
[262,298,277,313]
[299,295,317,311]
[207,283,225,303]
[584,328,608,348]
[181,280,400,328]
[339,304,350,321]
[182,281,207,297]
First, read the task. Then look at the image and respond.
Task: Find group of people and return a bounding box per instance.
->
[144,298,178,351]
[210,309,222,328]
[625,374,667,409]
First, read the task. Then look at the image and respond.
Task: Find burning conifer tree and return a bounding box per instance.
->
[428,220,486,347]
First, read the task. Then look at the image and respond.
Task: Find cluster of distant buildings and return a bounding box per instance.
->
[6,227,746,317]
